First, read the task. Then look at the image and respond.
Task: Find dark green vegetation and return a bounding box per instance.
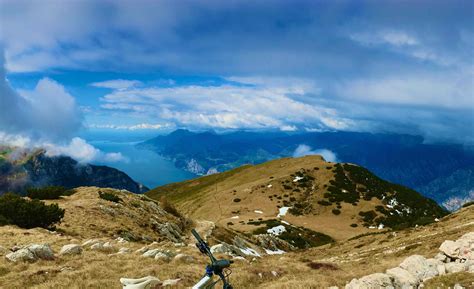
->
[26,186,74,200]
[98,191,123,203]
[319,163,449,229]
[0,193,64,229]
[248,219,334,249]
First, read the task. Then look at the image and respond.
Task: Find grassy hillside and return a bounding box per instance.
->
[147,156,448,241]
[0,194,471,288]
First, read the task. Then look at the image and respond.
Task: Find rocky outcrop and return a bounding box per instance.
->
[343,232,474,289]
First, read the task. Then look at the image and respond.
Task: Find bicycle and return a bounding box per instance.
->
[191,229,234,289]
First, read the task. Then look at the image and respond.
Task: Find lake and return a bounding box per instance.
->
[80,130,196,189]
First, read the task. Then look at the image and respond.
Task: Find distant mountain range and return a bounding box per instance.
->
[140,129,474,209]
[0,147,148,194]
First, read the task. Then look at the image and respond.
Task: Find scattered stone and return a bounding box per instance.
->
[82,239,100,247]
[59,244,83,256]
[27,244,54,260]
[439,232,474,261]
[386,267,418,288]
[5,248,36,262]
[454,284,464,289]
[399,255,438,281]
[118,247,131,254]
[174,253,195,263]
[155,252,172,262]
[91,241,115,253]
[162,278,181,286]
[345,273,394,289]
[445,262,467,274]
[143,249,162,258]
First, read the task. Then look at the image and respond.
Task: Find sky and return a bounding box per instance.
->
[0,0,473,162]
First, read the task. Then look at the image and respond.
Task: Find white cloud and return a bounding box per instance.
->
[292,144,338,162]
[88,123,172,130]
[0,52,125,164]
[90,79,143,90]
[99,78,352,131]
[44,137,126,163]
[351,30,418,47]
[335,70,474,109]
[280,125,297,132]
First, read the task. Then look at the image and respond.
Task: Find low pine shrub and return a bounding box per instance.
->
[0,193,65,229]
[98,191,122,203]
[26,186,73,200]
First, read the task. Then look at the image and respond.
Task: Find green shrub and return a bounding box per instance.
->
[331,209,341,215]
[350,223,358,227]
[26,186,73,200]
[159,196,182,218]
[98,191,122,203]
[0,193,64,229]
[233,198,241,203]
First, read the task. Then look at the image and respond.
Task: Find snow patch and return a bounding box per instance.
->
[267,225,286,235]
[293,176,303,182]
[265,248,286,255]
[231,216,239,219]
[277,207,290,218]
[240,247,261,257]
[267,184,272,188]
[254,210,263,214]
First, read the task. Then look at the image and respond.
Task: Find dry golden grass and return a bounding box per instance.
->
[147,156,417,241]
[0,190,472,289]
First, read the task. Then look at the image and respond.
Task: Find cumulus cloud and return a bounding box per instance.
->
[292,144,338,162]
[44,137,126,163]
[0,50,124,163]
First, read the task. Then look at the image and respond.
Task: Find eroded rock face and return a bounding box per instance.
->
[345,273,394,289]
[254,234,295,252]
[27,244,54,260]
[59,244,83,256]
[155,222,183,243]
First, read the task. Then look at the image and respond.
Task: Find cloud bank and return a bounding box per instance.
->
[1,0,472,143]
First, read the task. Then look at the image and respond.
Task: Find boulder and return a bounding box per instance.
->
[399,255,438,281]
[59,244,83,256]
[118,247,131,254]
[82,239,100,247]
[154,252,172,262]
[5,248,36,262]
[142,249,162,258]
[439,232,474,261]
[345,273,394,289]
[27,244,54,260]
[155,222,183,243]
[174,253,195,263]
[445,262,467,274]
[386,267,418,288]
[91,242,115,253]
[211,243,239,256]
[162,278,181,286]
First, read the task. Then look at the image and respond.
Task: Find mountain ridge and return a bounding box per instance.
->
[0,146,148,194]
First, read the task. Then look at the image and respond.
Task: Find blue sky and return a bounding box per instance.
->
[0,0,473,156]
